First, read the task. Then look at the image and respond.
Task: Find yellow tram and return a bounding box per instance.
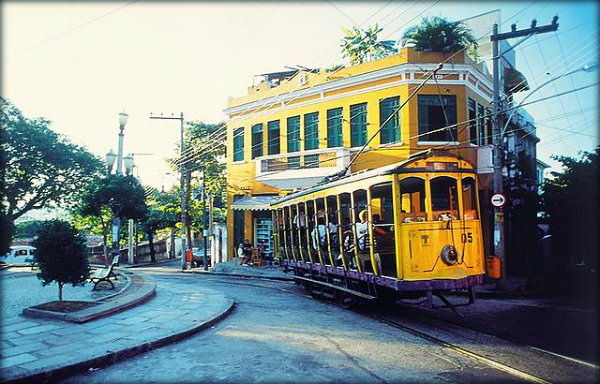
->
[270,149,485,307]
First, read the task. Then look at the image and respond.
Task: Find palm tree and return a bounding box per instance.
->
[342,24,398,65]
[401,16,478,53]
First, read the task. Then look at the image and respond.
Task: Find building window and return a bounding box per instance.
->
[327,107,343,148]
[251,123,263,159]
[305,154,319,168]
[233,127,244,162]
[268,120,280,155]
[304,112,319,150]
[418,95,457,142]
[477,104,485,145]
[350,103,368,147]
[468,98,477,145]
[379,97,400,144]
[287,116,301,153]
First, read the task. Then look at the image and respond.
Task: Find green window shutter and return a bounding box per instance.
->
[379,96,400,144]
[327,108,343,148]
[251,123,263,159]
[287,116,301,153]
[233,127,244,162]
[350,103,367,147]
[268,120,280,155]
[304,112,319,150]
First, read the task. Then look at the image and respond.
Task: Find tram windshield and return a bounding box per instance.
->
[431,176,459,220]
[399,177,426,223]
[462,177,479,220]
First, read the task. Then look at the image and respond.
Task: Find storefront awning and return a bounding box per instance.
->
[231,195,280,211]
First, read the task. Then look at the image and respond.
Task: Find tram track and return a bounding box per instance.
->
[360,303,598,383]
[149,271,598,382]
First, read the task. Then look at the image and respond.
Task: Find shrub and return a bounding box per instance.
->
[32,220,89,301]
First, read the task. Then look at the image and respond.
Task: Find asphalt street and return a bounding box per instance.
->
[55,265,579,384]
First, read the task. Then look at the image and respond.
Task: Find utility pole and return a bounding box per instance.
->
[202,165,209,271]
[150,112,187,270]
[209,194,214,266]
[490,17,558,286]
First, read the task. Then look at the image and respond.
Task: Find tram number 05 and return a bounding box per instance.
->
[461,233,473,243]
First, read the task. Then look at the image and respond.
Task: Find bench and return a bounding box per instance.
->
[90,254,120,290]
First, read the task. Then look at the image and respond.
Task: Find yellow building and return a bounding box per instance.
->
[225,47,496,260]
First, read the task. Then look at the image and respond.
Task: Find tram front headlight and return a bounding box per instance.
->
[440,245,458,266]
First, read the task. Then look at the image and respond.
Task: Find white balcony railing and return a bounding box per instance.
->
[255,147,351,189]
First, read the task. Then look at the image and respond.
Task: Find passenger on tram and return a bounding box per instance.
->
[355,210,369,252]
[311,218,327,252]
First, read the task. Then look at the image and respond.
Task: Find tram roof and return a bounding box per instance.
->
[272,149,466,206]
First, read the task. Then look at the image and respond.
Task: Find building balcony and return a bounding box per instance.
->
[255,147,351,190]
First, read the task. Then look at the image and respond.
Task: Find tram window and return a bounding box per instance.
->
[431,176,459,220]
[399,177,426,223]
[306,200,318,262]
[297,203,310,261]
[290,205,300,260]
[315,198,330,265]
[326,195,342,267]
[353,189,373,273]
[339,192,357,270]
[283,207,293,261]
[277,209,287,261]
[462,177,479,220]
[370,182,396,277]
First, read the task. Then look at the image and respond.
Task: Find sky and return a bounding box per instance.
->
[2,1,599,191]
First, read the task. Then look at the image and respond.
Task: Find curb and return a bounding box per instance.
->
[187,269,294,282]
[6,300,236,384]
[22,270,157,323]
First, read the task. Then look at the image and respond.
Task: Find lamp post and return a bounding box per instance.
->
[106,109,129,264]
[150,112,187,270]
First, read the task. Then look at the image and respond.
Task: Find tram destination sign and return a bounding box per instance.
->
[491,193,507,208]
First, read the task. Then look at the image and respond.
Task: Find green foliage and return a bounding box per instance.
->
[81,175,148,221]
[401,16,478,53]
[15,220,46,239]
[167,120,227,232]
[79,175,148,253]
[542,148,599,273]
[342,24,398,65]
[1,98,104,225]
[32,220,89,301]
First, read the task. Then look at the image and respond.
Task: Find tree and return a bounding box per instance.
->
[79,175,148,258]
[32,220,89,302]
[342,24,397,65]
[401,16,478,53]
[1,98,103,242]
[140,205,176,262]
[541,148,598,299]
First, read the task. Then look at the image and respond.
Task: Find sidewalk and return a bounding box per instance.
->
[0,267,235,383]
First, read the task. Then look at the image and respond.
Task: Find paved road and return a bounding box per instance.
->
[57,266,537,383]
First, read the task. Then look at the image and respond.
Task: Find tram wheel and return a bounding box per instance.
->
[336,292,354,309]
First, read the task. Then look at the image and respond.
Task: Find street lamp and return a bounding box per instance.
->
[106,149,117,174]
[109,109,129,264]
[116,109,129,175]
[502,63,598,137]
[123,153,134,175]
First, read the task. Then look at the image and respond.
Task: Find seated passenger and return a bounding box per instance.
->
[311,218,327,251]
[356,210,369,252]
